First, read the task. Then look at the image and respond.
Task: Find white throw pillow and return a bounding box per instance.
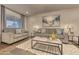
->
[16,29,22,34]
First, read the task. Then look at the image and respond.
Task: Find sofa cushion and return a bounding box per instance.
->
[46,29,56,34]
[14,33,28,38]
[3,29,16,33]
[56,29,64,35]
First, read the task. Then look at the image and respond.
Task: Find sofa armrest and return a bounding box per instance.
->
[2,32,14,40]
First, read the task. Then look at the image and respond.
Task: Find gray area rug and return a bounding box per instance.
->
[0,48,36,55]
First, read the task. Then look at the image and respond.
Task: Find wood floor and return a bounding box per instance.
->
[0,38,29,50]
[0,43,10,50]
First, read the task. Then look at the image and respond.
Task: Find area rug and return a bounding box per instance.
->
[16,39,79,55]
[0,47,36,55]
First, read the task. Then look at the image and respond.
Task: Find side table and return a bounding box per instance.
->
[68,35,79,45]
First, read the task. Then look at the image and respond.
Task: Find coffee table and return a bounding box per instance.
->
[31,36,63,55]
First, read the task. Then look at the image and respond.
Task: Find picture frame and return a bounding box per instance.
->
[42,15,60,27]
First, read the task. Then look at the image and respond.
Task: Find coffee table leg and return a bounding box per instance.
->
[61,44,63,55]
[31,40,33,48]
[78,36,79,45]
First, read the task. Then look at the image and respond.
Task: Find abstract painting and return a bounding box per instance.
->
[42,15,60,27]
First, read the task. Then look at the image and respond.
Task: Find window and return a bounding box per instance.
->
[5,15,22,28]
[5,8,23,29]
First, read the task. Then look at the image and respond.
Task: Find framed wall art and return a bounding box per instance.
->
[42,15,60,27]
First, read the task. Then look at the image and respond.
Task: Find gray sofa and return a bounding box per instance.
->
[34,28,64,39]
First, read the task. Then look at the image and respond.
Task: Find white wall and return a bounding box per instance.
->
[5,8,21,18]
[24,16,28,30]
[28,8,79,35]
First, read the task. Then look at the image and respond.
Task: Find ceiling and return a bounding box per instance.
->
[3,4,79,16]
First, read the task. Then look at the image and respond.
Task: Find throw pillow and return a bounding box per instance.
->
[16,29,22,34]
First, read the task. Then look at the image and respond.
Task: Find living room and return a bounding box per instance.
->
[0,4,79,55]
